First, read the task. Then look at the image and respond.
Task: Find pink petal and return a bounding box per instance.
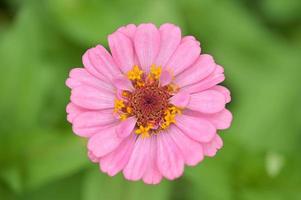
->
[203,135,223,157]
[116,25,139,66]
[157,132,184,180]
[108,31,134,73]
[182,65,225,93]
[72,109,117,137]
[66,68,114,92]
[66,102,86,123]
[87,45,121,81]
[169,90,190,108]
[116,116,137,138]
[117,24,137,39]
[100,135,136,176]
[165,37,201,76]
[208,109,232,129]
[187,90,226,114]
[87,126,122,157]
[159,69,173,86]
[184,109,232,130]
[155,23,181,67]
[73,124,114,138]
[88,151,99,163]
[112,75,134,91]
[181,36,200,45]
[168,125,204,166]
[134,23,160,73]
[82,50,108,82]
[71,85,115,110]
[175,114,216,143]
[175,54,216,87]
[142,135,162,184]
[115,89,125,100]
[211,85,231,103]
[123,137,151,181]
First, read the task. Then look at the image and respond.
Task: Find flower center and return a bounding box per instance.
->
[114,65,181,137]
[129,85,171,127]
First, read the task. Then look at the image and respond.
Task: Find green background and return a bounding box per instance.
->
[0,0,301,199]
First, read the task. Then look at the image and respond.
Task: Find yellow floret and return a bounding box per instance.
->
[150,64,162,79]
[114,99,125,112]
[160,122,169,129]
[169,106,182,115]
[135,124,152,138]
[136,80,145,87]
[126,106,132,114]
[164,111,176,124]
[119,113,128,121]
[167,84,179,93]
[122,91,129,97]
[127,65,143,81]
[160,107,180,129]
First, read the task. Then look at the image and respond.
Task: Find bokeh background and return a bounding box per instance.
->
[1,0,301,199]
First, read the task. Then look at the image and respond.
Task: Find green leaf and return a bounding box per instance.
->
[23,131,88,190]
[181,0,301,153]
[82,167,171,200]
[0,1,79,132]
[20,172,83,200]
[45,0,184,46]
[124,178,170,200]
[0,185,15,200]
[260,0,301,23]
[184,157,234,200]
[82,168,125,200]
[0,166,22,194]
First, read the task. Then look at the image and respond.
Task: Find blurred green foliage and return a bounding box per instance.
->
[0,0,301,199]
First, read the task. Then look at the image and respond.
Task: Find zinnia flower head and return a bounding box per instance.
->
[66,23,232,184]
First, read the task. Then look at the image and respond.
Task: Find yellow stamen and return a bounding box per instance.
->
[167,84,179,93]
[164,111,176,124]
[160,122,169,129]
[119,113,128,121]
[160,107,180,129]
[122,91,129,97]
[135,124,152,138]
[136,80,145,87]
[169,106,182,115]
[114,99,125,112]
[150,64,162,79]
[127,65,143,81]
[126,106,132,114]
[146,74,155,84]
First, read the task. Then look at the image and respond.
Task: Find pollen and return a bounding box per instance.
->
[127,65,143,81]
[150,64,162,79]
[114,99,125,112]
[169,106,182,115]
[135,124,152,138]
[119,113,128,121]
[126,106,132,114]
[167,83,179,93]
[160,122,169,129]
[122,91,130,97]
[115,65,182,136]
[136,80,145,87]
[164,109,176,124]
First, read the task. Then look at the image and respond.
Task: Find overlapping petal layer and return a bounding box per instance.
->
[66,23,232,184]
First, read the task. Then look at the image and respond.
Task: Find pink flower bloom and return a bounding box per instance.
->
[66,23,232,184]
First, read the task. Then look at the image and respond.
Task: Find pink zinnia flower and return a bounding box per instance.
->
[66,23,232,184]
